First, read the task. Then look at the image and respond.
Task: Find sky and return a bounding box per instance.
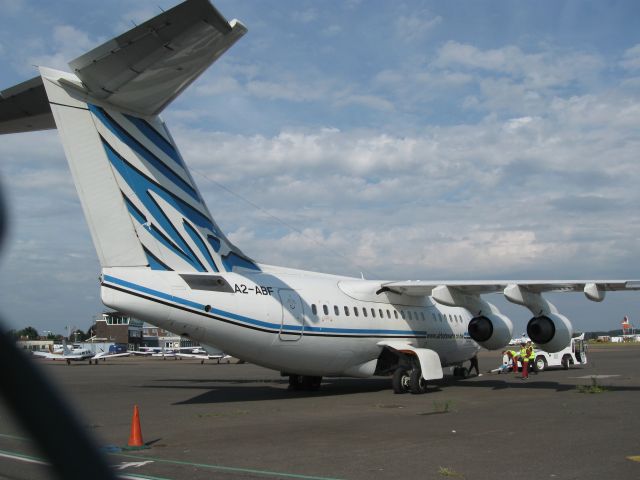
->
[0,0,639,336]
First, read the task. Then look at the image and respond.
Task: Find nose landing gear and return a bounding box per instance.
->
[288,374,322,391]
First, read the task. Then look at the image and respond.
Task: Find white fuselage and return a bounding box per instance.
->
[101,265,479,377]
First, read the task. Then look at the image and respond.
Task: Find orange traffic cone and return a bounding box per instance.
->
[128,405,144,447]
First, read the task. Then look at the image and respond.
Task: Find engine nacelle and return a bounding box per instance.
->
[468,313,513,350]
[527,313,573,353]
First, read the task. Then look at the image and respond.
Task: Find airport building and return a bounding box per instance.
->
[94,312,143,350]
[142,323,197,349]
[16,340,54,352]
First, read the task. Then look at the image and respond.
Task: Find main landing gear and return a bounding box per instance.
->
[392,366,427,394]
[288,375,322,391]
[452,366,468,378]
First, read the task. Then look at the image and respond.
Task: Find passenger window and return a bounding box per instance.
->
[371,308,376,318]
[379,309,384,318]
[363,308,368,318]
[407,311,413,320]
[312,304,317,315]
[334,305,339,316]
[354,307,359,317]
[323,305,328,315]
[387,310,391,319]
[344,306,350,316]
[420,312,425,321]
[394,311,398,319]
[432,313,437,321]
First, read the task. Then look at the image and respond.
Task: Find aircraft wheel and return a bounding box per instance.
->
[453,366,468,378]
[561,355,572,370]
[409,368,427,394]
[535,356,547,372]
[66,359,71,366]
[392,367,410,394]
[302,376,322,391]
[288,375,302,391]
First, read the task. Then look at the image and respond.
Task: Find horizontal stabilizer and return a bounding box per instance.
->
[68,0,247,115]
[0,76,55,134]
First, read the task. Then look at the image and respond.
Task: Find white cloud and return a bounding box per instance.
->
[0,0,25,15]
[435,41,604,89]
[395,11,442,41]
[166,85,639,286]
[291,8,318,24]
[27,24,98,70]
[620,44,640,71]
[323,25,342,37]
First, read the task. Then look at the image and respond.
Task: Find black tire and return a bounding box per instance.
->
[460,367,468,378]
[535,356,547,372]
[288,374,302,390]
[453,366,460,377]
[302,376,322,391]
[561,355,572,370]
[410,368,427,394]
[392,368,410,394]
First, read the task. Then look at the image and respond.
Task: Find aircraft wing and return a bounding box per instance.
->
[378,280,640,298]
[175,353,207,359]
[176,352,227,359]
[92,352,131,360]
[32,351,57,359]
[66,0,247,116]
[33,352,89,361]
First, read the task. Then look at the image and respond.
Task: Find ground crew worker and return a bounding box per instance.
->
[520,343,529,379]
[468,354,482,376]
[509,349,519,373]
[526,341,537,374]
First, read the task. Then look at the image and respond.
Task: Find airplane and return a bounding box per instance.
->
[176,345,232,364]
[1,0,638,393]
[33,341,129,365]
[129,346,177,359]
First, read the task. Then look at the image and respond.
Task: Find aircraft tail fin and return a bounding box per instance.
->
[0,0,259,273]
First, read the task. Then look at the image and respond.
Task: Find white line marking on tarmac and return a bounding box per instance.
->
[571,375,621,379]
[0,450,47,465]
[115,460,155,470]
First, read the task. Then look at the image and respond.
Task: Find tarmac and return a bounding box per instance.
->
[1,344,640,480]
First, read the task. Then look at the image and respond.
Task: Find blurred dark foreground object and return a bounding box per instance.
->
[0,179,115,479]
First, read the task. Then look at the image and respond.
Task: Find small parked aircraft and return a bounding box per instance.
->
[33,341,129,365]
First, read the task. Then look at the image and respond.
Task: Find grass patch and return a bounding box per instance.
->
[438,466,464,477]
[432,399,453,413]
[576,376,609,394]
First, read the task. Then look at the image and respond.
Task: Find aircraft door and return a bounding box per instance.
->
[277,289,304,341]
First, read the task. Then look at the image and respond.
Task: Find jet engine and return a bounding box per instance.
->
[527,313,573,353]
[468,313,513,350]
